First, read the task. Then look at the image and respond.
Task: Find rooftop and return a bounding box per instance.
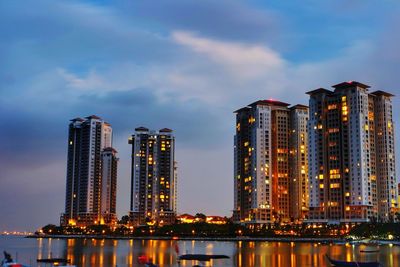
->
[332,81,370,89]
[289,104,308,110]
[371,90,395,97]
[102,147,118,153]
[135,126,149,132]
[86,115,102,120]
[249,99,290,107]
[70,117,85,122]
[306,88,332,95]
[234,100,290,113]
[159,128,173,133]
[233,106,251,113]
[178,214,195,219]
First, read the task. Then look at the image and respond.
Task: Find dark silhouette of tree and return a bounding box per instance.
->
[195,213,207,222]
[119,215,130,225]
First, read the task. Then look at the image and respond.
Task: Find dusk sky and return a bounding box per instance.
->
[2,0,400,231]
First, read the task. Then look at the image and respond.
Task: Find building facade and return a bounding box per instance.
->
[62,115,118,226]
[233,100,309,224]
[100,147,118,225]
[307,81,398,223]
[374,91,398,221]
[129,127,177,226]
[289,105,309,221]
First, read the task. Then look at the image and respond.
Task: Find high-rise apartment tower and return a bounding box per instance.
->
[233,100,309,224]
[62,115,118,226]
[129,127,177,226]
[289,105,309,221]
[307,81,397,223]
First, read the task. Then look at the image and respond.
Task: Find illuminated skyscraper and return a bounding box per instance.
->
[100,147,118,224]
[129,127,176,226]
[233,100,308,224]
[62,115,118,226]
[307,81,397,223]
[373,91,398,221]
[289,105,309,221]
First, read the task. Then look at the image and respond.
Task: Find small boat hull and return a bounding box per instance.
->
[326,255,380,267]
[360,250,379,253]
[178,254,229,262]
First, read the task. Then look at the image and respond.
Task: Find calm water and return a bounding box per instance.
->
[1,236,399,266]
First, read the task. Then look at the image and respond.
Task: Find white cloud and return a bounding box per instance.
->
[172,31,285,79]
[58,68,105,91]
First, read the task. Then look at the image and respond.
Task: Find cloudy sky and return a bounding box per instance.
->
[1,0,400,231]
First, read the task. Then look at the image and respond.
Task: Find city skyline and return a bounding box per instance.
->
[60,80,398,229]
[2,1,400,231]
[61,81,399,228]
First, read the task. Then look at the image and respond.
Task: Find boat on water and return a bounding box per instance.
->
[36,260,76,267]
[37,258,71,264]
[1,251,29,267]
[360,247,380,253]
[326,255,381,267]
[178,254,230,261]
[2,263,28,267]
[137,255,158,267]
[177,254,230,266]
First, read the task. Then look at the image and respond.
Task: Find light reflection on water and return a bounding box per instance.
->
[0,236,399,266]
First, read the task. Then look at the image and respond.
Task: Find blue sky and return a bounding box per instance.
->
[1,0,400,231]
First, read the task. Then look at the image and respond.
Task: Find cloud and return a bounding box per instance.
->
[115,0,281,44]
[172,31,285,80]
[58,69,105,91]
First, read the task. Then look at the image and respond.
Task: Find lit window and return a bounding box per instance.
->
[328,104,337,110]
[330,183,340,189]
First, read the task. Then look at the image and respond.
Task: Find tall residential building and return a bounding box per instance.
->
[129,127,176,226]
[62,115,118,226]
[233,100,309,224]
[374,91,398,221]
[289,105,309,221]
[307,81,398,223]
[100,147,118,224]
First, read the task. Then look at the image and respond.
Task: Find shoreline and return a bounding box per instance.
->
[24,235,400,245]
[26,234,347,243]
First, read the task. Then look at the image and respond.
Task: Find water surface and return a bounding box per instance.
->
[1,236,399,266]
